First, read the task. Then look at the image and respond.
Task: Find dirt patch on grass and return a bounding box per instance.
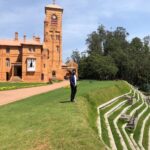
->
[31,138,52,150]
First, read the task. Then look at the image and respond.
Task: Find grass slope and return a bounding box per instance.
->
[0,80,130,150]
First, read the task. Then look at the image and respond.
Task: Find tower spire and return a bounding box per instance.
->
[53,0,56,4]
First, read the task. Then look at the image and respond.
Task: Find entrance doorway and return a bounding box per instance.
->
[6,72,10,81]
[41,73,44,80]
[14,66,22,77]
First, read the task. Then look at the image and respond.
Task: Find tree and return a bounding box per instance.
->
[78,54,118,80]
[71,50,81,64]
[86,25,106,55]
[74,24,150,92]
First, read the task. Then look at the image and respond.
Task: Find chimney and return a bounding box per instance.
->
[33,36,35,40]
[24,34,26,42]
[15,32,18,41]
[35,36,40,43]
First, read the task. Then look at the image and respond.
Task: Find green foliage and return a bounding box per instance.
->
[71,50,81,64]
[140,83,150,93]
[76,24,150,91]
[79,54,118,80]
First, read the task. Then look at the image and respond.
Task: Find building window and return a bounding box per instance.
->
[41,73,44,80]
[6,47,10,53]
[51,35,54,40]
[52,71,56,78]
[29,47,35,52]
[33,48,35,52]
[44,64,46,68]
[6,58,10,67]
[27,58,36,72]
[56,35,60,40]
[19,48,22,54]
[56,46,60,52]
[29,48,32,52]
[47,50,50,59]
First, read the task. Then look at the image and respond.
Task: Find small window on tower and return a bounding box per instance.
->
[56,35,60,40]
[51,35,54,40]
[56,46,60,52]
[47,50,50,59]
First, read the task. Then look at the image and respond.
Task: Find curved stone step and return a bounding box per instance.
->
[122,90,144,150]
[130,134,141,150]
[97,86,149,150]
[148,127,150,150]
[104,100,127,149]
[113,105,131,150]
[138,114,150,150]
[131,91,149,150]
[97,91,131,140]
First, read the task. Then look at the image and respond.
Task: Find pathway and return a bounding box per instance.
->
[0,81,69,106]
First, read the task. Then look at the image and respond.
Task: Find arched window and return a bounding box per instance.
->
[6,58,10,67]
[56,46,60,52]
[52,71,56,78]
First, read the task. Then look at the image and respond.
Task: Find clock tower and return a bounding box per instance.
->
[43,1,63,80]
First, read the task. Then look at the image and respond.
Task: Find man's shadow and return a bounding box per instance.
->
[60,100,71,104]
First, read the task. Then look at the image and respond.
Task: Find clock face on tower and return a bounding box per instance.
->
[52,14,57,19]
[51,14,57,25]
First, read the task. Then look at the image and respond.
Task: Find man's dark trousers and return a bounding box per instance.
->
[71,85,77,102]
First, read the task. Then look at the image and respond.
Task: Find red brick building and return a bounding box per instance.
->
[0,1,78,82]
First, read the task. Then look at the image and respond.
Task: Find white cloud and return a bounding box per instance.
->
[1,0,150,60]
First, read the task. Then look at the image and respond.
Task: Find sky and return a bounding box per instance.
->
[0,0,150,61]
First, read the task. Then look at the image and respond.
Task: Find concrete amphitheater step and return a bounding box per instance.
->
[139,113,150,150]
[129,90,149,150]
[97,86,149,150]
[121,90,144,150]
[148,127,150,150]
[97,92,131,140]
[130,133,141,150]
[113,104,131,150]
[104,100,127,150]
[122,124,139,150]
[129,91,147,150]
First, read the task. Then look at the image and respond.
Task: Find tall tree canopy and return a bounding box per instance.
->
[75,25,150,92]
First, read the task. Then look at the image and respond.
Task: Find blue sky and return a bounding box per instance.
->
[0,0,150,61]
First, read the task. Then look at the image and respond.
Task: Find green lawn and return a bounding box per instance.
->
[0,82,48,91]
[0,80,130,150]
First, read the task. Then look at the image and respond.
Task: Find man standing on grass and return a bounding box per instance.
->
[70,70,77,102]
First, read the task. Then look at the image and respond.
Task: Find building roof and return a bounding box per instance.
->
[0,39,42,46]
[46,4,63,10]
